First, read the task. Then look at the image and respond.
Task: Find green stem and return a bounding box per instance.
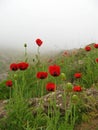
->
[9,87,12,99]
[25,47,28,62]
[14,79,18,98]
[41,81,45,97]
[37,46,40,64]
[73,104,76,125]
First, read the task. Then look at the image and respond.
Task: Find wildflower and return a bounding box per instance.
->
[73,86,82,92]
[85,46,91,51]
[10,63,18,71]
[74,73,82,78]
[46,82,56,91]
[18,62,29,70]
[35,38,43,46]
[94,43,98,48]
[36,72,48,79]
[49,65,60,77]
[95,58,98,63]
[6,80,13,87]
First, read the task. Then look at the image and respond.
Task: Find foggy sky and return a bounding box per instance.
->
[0,0,98,53]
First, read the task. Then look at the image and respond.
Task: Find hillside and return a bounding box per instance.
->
[0,44,98,130]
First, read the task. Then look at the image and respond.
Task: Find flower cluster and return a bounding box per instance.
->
[18,62,29,70]
[10,62,29,71]
[9,40,98,95]
[84,43,98,65]
[36,64,60,92]
[85,43,98,51]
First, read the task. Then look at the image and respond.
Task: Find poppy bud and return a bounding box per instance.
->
[71,95,79,104]
[24,43,27,47]
[60,73,66,80]
[64,82,73,92]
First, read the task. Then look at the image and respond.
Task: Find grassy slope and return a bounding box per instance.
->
[0,45,98,130]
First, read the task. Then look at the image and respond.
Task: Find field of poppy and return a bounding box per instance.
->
[0,40,98,130]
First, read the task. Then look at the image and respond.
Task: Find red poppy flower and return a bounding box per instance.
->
[36,72,48,79]
[6,80,13,87]
[95,58,98,63]
[73,86,82,92]
[94,43,98,48]
[17,62,29,70]
[46,82,56,91]
[35,38,43,46]
[74,73,82,78]
[85,46,91,51]
[49,65,60,77]
[10,63,18,71]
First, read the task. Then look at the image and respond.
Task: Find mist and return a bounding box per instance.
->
[0,0,98,53]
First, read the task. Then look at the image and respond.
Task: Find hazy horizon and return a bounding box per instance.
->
[0,0,98,53]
